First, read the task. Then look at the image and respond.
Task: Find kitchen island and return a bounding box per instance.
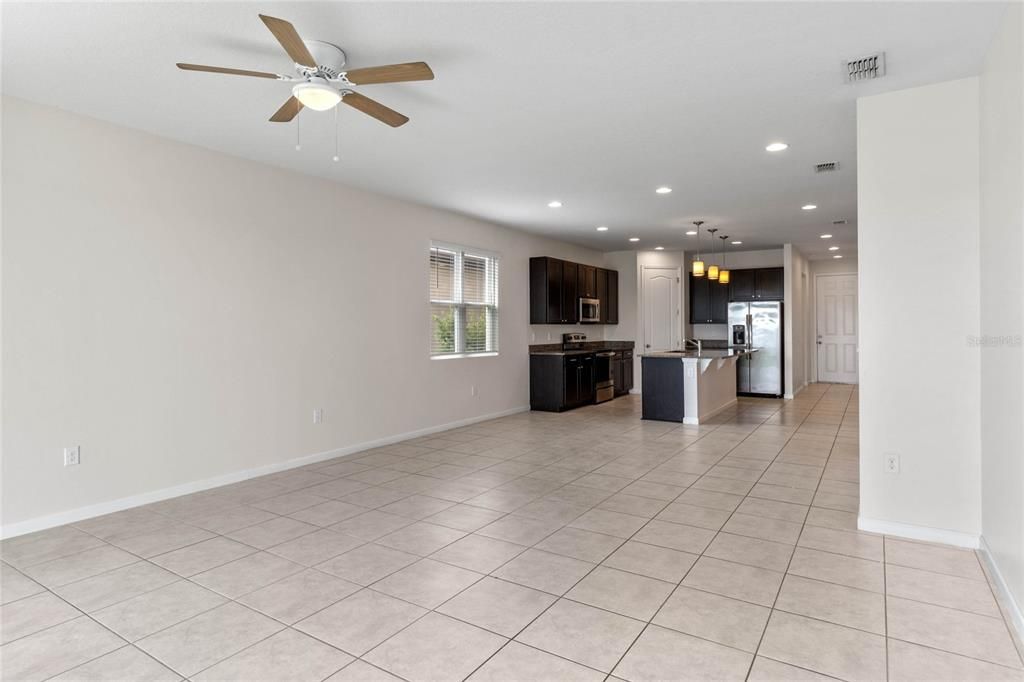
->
[641,348,757,424]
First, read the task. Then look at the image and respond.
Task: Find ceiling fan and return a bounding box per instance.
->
[177,14,433,127]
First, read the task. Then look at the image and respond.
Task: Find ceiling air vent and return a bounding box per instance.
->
[846,52,885,82]
[832,219,847,225]
[815,162,840,173]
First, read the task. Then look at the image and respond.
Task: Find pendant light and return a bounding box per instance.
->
[707,228,719,280]
[691,220,705,277]
[718,235,731,285]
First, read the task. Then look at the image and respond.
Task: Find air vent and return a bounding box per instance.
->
[815,162,840,173]
[846,52,886,82]
[832,219,847,225]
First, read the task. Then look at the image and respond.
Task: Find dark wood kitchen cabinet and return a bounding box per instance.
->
[728,267,784,301]
[613,350,633,396]
[530,353,594,411]
[596,269,608,320]
[529,257,619,324]
[728,269,756,301]
[530,257,578,324]
[755,268,784,299]
[578,265,598,299]
[605,270,619,324]
[689,274,729,324]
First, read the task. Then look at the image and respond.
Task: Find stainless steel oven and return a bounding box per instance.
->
[594,351,615,403]
[579,297,600,323]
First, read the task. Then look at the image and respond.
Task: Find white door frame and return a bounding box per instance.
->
[640,265,681,354]
[813,272,859,383]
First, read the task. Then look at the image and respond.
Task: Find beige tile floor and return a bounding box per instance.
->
[3,383,1023,681]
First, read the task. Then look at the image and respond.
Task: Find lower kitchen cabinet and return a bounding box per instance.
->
[530,354,594,412]
[614,350,634,396]
[531,350,632,412]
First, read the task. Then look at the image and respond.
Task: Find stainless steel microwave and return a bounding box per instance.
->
[579,297,600,323]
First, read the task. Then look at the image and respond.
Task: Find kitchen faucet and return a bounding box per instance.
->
[682,338,702,354]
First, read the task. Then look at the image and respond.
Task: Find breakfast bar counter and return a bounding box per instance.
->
[640,348,758,424]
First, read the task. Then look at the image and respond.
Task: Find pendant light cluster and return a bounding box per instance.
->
[690,220,732,285]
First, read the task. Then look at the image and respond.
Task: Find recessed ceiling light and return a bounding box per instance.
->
[765,142,789,152]
[655,187,672,194]
[820,234,832,239]
[596,226,609,232]
[685,230,697,235]
[829,246,840,251]
[654,246,665,251]
[731,240,743,245]
[547,200,562,208]
[629,237,640,242]
[833,255,843,259]
[802,204,817,211]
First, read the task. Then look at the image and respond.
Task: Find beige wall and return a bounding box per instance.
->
[0,97,606,535]
[857,77,982,542]
[979,3,1024,633]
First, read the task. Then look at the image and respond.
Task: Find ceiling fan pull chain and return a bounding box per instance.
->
[295,113,301,151]
[333,106,340,162]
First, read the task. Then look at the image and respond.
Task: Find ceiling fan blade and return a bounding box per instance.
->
[344,62,434,85]
[270,96,304,122]
[177,63,282,79]
[342,92,409,128]
[258,14,316,67]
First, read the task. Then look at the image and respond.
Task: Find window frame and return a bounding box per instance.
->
[429,241,500,359]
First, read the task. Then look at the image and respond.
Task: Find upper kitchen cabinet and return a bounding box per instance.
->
[756,267,784,299]
[728,269,756,301]
[689,274,728,324]
[578,264,598,299]
[605,270,619,324]
[727,267,784,301]
[529,257,618,324]
[530,257,577,324]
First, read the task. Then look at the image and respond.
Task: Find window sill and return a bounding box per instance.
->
[431,352,499,360]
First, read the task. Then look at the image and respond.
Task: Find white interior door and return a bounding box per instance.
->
[643,267,680,352]
[816,274,858,383]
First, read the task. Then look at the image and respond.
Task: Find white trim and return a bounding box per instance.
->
[857,516,980,549]
[783,382,807,400]
[1,405,530,540]
[979,536,1024,646]
[628,388,642,395]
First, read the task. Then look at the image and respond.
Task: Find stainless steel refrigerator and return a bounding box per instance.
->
[728,301,784,397]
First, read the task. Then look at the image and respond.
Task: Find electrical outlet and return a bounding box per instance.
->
[884,453,900,474]
[313,408,324,424]
[64,446,80,467]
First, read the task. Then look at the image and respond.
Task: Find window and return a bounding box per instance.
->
[430,242,499,357]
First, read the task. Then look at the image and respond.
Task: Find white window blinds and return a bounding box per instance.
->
[430,242,499,357]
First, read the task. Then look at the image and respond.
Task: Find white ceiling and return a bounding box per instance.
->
[2,2,1008,259]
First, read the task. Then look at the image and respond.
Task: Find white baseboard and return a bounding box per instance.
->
[783,382,808,401]
[629,388,641,395]
[857,516,980,549]
[978,536,1024,647]
[1,405,531,540]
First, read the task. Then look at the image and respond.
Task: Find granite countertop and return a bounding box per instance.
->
[642,347,759,360]
[529,340,635,356]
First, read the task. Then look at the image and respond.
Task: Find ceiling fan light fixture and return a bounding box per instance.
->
[292,80,342,111]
